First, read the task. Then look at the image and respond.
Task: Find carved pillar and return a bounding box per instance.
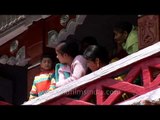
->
[138,15,160,49]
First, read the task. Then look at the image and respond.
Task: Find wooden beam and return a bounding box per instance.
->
[117,87,160,105]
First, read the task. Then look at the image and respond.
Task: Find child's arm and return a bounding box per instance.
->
[56,56,87,87]
[48,77,56,91]
[29,79,38,100]
[29,95,37,100]
[48,71,57,91]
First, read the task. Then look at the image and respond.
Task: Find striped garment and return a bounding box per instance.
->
[29,70,55,99]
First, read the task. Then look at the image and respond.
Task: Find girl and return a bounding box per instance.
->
[55,36,87,87]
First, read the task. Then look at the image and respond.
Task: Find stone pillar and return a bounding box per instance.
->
[138,15,160,49]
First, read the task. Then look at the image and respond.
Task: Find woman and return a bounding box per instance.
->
[83,45,109,72]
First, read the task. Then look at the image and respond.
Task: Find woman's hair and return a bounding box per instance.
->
[80,36,98,54]
[83,45,109,64]
[113,21,132,34]
[56,35,79,58]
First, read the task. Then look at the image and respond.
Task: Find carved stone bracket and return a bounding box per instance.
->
[47,15,87,48]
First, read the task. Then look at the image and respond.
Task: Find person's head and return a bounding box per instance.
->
[55,35,79,65]
[80,36,98,54]
[40,54,54,71]
[113,21,133,44]
[83,45,109,72]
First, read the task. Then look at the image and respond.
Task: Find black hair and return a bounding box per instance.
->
[83,45,109,64]
[56,35,79,58]
[40,54,54,62]
[80,36,98,54]
[40,54,54,69]
[113,21,132,34]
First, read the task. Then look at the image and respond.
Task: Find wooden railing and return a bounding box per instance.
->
[0,15,157,105]
[23,41,160,105]
[118,87,160,105]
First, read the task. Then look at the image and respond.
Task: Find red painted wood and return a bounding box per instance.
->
[0,30,28,57]
[96,85,105,105]
[148,75,160,88]
[124,65,141,83]
[43,97,94,105]
[141,65,152,87]
[0,101,12,105]
[102,91,122,105]
[44,55,160,105]
[79,92,93,102]
[61,97,94,105]
[79,84,96,101]
[138,15,160,50]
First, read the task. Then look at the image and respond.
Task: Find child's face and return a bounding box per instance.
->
[113,30,127,44]
[86,59,99,72]
[40,58,53,71]
[55,50,67,64]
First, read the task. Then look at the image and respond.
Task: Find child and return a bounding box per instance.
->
[55,35,87,87]
[29,54,55,100]
[54,63,70,83]
[83,45,109,72]
[83,45,128,100]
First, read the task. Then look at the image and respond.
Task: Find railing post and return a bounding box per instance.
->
[138,15,160,50]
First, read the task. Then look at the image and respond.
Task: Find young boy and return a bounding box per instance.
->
[29,54,55,100]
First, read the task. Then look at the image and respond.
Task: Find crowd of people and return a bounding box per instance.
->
[28,21,140,103]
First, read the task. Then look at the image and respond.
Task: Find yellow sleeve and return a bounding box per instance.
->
[48,78,56,91]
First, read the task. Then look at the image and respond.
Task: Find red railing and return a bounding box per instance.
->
[23,42,160,105]
[0,101,12,105]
